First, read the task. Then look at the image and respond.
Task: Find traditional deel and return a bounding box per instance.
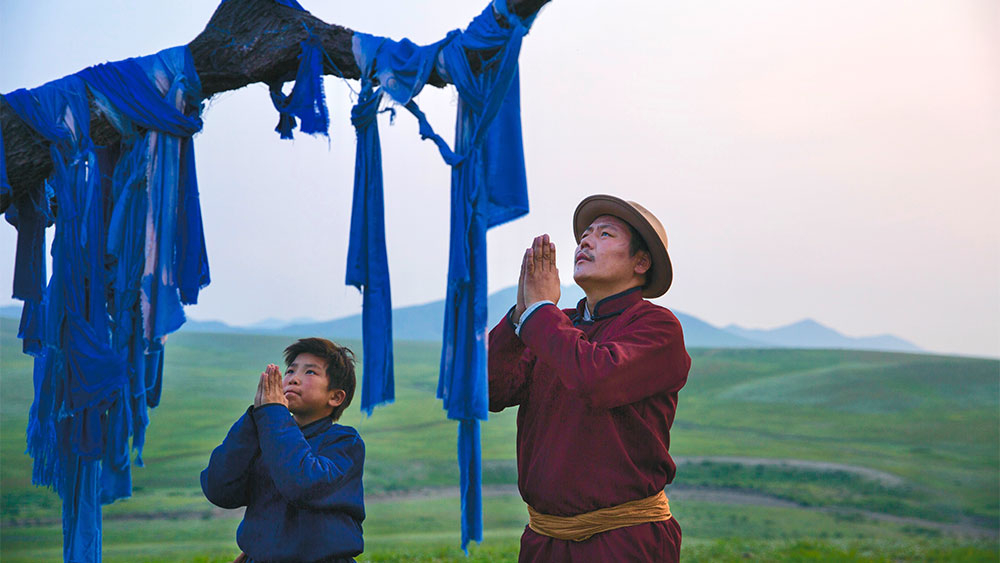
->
[1,46,208,562]
[347,0,534,550]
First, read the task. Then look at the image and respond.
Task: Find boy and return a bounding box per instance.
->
[201,337,365,563]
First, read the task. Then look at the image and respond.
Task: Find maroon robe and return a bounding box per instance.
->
[488,287,690,562]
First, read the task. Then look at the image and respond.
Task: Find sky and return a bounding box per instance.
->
[1,0,997,357]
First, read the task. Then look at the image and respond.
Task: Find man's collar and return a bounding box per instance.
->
[576,286,643,322]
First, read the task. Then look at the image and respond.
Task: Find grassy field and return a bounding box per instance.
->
[1,317,997,561]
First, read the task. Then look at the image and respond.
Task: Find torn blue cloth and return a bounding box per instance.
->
[346,50,395,415]
[268,31,330,139]
[349,0,532,550]
[346,30,458,416]
[2,45,207,563]
[0,121,9,199]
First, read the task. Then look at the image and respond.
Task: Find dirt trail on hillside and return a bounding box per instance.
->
[673,456,906,486]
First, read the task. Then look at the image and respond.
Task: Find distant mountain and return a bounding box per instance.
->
[674,313,764,348]
[182,319,246,334]
[1,290,922,353]
[723,319,921,353]
[234,289,921,353]
[244,316,318,329]
[0,304,21,319]
[234,285,773,349]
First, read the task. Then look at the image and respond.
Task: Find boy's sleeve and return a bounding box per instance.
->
[253,404,365,511]
[200,407,260,509]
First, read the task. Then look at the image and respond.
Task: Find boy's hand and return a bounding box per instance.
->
[254,364,288,408]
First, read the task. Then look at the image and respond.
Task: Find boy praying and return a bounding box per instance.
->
[201,338,365,563]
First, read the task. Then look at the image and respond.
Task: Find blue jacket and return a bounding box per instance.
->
[201,404,365,562]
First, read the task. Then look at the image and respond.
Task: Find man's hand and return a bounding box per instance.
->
[254,363,288,409]
[514,249,528,322]
[523,234,560,307]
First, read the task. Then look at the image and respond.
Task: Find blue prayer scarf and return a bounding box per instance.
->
[269,31,330,139]
[348,0,533,550]
[2,46,208,562]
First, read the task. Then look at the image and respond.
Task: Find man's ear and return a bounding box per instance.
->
[633,250,651,276]
[328,389,347,408]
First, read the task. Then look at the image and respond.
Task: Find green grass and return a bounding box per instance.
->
[2,318,997,561]
[677,461,925,517]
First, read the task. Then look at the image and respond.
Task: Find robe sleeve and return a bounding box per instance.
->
[518,303,690,410]
[200,407,260,509]
[487,306,536,411]
[252,405,365,511]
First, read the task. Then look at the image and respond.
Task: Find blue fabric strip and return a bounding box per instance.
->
[350,0,532,550]
[0,120,9,200]
[2,45,207,562]
[268,32,330,139]
[346,55,395,415]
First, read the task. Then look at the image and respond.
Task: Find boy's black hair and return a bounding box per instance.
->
[283,338,356,421]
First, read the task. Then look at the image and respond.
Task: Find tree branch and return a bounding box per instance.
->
[1,0,550,212]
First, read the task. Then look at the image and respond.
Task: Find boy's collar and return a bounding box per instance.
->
[299,415,334,437]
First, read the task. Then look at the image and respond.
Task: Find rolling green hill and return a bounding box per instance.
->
[1,319,996,561]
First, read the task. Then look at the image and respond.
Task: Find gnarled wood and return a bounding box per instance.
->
[1,0,550,212]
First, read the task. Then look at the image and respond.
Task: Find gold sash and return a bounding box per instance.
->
[527,490,671,542]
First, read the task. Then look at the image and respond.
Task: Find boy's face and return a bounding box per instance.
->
[283,352,346,426]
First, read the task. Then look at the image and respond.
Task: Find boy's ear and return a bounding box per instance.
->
[328,389,347,408]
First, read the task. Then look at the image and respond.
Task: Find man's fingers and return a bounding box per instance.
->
[517,251,527,300]
[525,248,535,274]
[539,235,557,273]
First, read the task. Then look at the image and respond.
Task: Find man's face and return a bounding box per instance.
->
[283,352,339,422]
[573,214,647,290]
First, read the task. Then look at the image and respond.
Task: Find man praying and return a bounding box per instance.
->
[488,194,691,561]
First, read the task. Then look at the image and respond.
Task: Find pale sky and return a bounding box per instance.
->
[1,0,997,357]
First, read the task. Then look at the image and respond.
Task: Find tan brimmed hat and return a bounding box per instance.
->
[573,194,673,298]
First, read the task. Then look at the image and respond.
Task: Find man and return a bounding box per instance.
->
[488,194,691,561]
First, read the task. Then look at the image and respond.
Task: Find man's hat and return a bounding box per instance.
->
[573,194,673,298]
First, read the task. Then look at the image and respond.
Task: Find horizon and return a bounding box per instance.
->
[1,0,997,358]
[0,284,954,357]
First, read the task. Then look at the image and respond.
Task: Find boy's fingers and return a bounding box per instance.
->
[254,372,265,406]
